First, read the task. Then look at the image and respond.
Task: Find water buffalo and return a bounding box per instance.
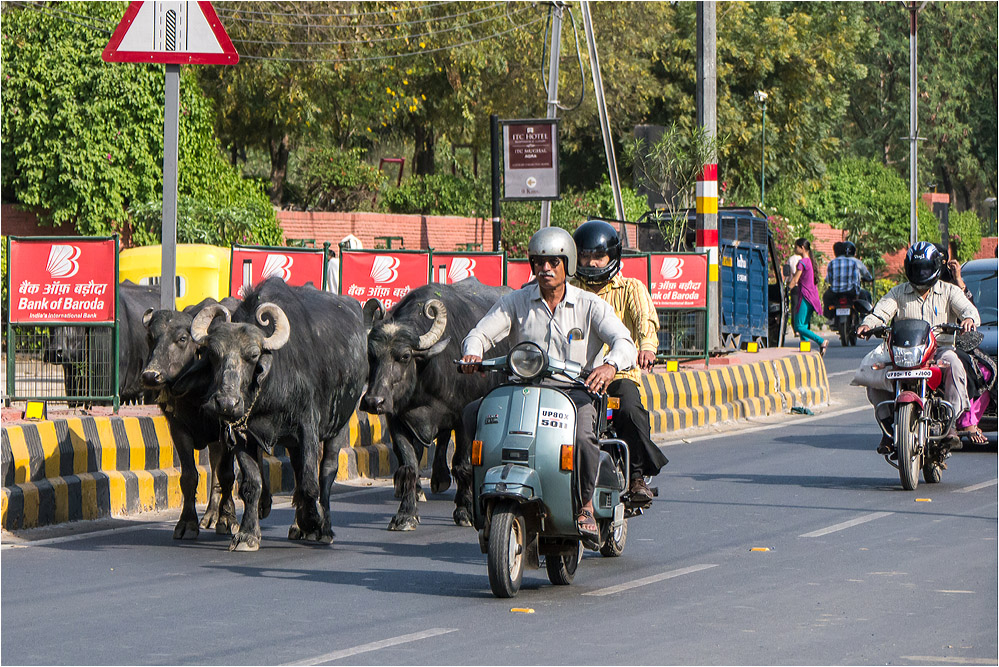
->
[190,278,367,551]
[141,297,274,540]
[49,281,160,405]
[361,278,512,531]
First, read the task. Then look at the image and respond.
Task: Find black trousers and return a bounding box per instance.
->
[608,378,669,480]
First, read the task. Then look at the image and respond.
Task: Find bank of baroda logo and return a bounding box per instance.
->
[46,245,81,278]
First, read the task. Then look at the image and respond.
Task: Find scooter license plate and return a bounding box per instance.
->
[886,369,932,380]
[835,308,851,316]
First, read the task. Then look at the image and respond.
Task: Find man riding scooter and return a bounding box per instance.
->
[855,242,979,456]
[570,220,669,506]
[459,227,637,541]
[823,241,874,344]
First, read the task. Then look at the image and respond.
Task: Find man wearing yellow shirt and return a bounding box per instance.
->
[571,220,669,504]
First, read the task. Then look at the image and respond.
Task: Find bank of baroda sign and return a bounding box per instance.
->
[501,118,559,201]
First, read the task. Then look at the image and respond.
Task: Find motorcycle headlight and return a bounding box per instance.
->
[508,342,547,380]
[891,344,927,369]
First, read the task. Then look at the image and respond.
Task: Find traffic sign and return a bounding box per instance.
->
[102,1,238,65]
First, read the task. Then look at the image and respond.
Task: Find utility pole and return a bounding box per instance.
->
[907,1,928,245]
[539,2,563,229]
[580,1,628,246]
[696,1,720,351]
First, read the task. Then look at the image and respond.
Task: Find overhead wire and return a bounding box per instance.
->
[230,4,533,47]
[5,0,112,34]
[211,1,457,19]
[216,1,507,31]
[237,14,544,64]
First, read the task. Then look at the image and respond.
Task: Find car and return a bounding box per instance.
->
[961,258,997,434]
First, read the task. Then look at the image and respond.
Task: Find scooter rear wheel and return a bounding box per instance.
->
[488,502,526,598]
[599,517,628,557]
[896,403,921,490]
[546,541,583,586]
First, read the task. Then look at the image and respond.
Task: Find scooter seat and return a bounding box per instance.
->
[596,450,624,491]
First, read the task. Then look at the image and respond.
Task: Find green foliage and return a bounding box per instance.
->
[299,146,382,211]
[1,2,280,244]
[379,171,490,216]
[944,210,984,263]
[767,214,796,277]
[129,193,282,248]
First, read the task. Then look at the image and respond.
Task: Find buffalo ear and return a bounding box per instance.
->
[142,308,155,328]
[362,298,384,331]
[255,354,273,384]
[416,336,451,359]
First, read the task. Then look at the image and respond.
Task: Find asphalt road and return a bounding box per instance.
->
[2,337,996,666]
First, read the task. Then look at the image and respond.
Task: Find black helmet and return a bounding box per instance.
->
[573,219,622,285]
[904,241,944,289]
[843,241,857,257]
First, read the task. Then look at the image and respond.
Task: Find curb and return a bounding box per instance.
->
[2,353,827,531]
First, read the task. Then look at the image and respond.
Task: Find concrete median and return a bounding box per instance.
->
[1,350,827,531]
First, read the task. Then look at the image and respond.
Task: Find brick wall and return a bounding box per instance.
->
[808,222,847,265]
[0,204,78,237]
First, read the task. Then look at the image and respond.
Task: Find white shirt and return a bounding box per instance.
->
[462,282,637,372]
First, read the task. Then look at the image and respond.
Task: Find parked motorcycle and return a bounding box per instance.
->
[459,341,636,598]
[861,319,964,489]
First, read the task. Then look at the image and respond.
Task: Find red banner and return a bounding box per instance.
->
[620,255,651,287]
[8,238,117,323]
[649,254,708,308]
[341,250,431,309]
[430,253,505,287]
[230,246,325,298]
[504,259,535,289]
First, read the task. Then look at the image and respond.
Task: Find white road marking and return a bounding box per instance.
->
[582,563,717,597]
[954,478,998,494]
[282,628,458,665]
[934,590,975,594]
[659,404,872,447]
[799,511,893,538]
[901,657,997,665]
[826,369,857,378]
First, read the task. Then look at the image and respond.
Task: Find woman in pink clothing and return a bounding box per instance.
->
[786,238,828,355]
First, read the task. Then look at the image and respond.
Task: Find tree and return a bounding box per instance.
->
[1,1,280,244]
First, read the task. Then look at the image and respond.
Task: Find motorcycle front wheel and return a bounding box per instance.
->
[896,402,922,490]
[487,502,526,598]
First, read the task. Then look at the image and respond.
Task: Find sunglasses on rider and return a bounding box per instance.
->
[529,255,562,269]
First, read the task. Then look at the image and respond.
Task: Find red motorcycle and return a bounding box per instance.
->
[862,319,963,490]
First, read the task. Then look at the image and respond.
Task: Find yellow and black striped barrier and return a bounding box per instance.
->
[2,353,826,531]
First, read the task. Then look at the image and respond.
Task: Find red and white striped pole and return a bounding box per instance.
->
[695,163,719,349]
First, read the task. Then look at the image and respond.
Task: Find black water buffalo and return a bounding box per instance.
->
[190,278,367,551]
[140,297,275,540]
[361,277,511,531]
[49,281,160,405]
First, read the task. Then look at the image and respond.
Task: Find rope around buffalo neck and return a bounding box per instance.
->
[223,382,263,445]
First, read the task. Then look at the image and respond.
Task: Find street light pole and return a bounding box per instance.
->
[754,90,768,209]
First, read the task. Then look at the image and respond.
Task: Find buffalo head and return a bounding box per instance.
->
[141,308,202,389]
[361,298,449,415]
[190,302,291,421]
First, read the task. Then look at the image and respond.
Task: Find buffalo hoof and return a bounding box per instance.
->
[200,507,219,530]
[215,514,237,536]
[259,492,272,520]
[388,514,420,531]
[452,507,473,527]
[229,533,260,552]
[288,523,303,540]
[431,469,452,494]
[173,519,199,540]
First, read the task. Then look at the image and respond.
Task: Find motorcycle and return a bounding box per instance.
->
[825,285,873,347]
[459,341,638,598]
[861,319,963,490]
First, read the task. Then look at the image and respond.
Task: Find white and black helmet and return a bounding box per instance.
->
[527,226,577,275]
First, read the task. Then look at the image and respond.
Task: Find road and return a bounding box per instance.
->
[2,338,996,666]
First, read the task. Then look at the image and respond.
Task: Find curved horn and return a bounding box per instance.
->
[190,304,231,344]
[256,302,291,350]
[416,299,447,350]
[362,298,385,330]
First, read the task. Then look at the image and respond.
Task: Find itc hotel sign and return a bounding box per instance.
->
[501,118,560,201]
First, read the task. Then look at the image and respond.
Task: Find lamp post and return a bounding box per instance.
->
[754,90,768,208]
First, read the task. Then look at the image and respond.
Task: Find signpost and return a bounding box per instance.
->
[339,250,431,310]
[103,1,238,311]
[429,252,505,287]
[501,119,560,201]
[229,245,326,298]
[649,253,710,364]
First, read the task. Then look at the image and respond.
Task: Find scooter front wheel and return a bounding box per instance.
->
[488,502,526,598]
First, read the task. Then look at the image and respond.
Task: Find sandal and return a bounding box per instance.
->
[820,341,828,357]
[576,508,597,537]
[959,427,989,446]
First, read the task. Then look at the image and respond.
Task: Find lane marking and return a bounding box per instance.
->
[825,370,857,378]
[282,628,458,665]
[582,563,717,597]
[955,479,998,494]
[901,658,997,665]
[934,590,975,594]
[799,511,893,538]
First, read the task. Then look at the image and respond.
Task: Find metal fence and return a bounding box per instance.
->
[656,308,708,361]
[4,324,116,407]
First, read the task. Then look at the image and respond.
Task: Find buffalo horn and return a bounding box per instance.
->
[256,302,291,350]
[416,299,447,350]
[190,304,231,343]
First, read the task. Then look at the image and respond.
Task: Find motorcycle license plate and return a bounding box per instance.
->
[886,369,932,380]
[835,308,851,316]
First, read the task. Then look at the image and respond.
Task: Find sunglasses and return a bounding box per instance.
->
[529,255,562,269]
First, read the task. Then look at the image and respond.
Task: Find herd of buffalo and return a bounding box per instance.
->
[47,277,515,551]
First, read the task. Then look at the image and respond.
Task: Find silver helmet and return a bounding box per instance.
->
[527,227,577,276]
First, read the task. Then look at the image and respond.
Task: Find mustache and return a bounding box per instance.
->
[538,270,557,278]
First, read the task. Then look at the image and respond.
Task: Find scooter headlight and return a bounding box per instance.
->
[891,344,927,369]
[508,342,547,380]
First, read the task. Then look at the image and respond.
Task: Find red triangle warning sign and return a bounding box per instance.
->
[103,1,238,65]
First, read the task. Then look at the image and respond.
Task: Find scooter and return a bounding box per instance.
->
[460,341,632,598]
[861,319,963,490]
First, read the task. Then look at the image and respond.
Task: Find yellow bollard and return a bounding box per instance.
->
[799,341,811,353]
[666,360,680,372]
[747,342,759,353]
